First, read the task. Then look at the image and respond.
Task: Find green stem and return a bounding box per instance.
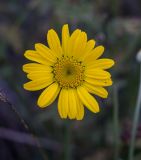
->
[63,122,72,160]
[128,64,141,160]
[113,85,120,160]
[110,0,119,16]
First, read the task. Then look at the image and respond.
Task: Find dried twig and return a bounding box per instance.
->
[0,127,61,152]
[0,90,49,160]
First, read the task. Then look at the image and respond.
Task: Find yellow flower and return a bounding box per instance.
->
[23,24,114,120]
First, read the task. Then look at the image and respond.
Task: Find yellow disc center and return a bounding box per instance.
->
[53,57,85,88]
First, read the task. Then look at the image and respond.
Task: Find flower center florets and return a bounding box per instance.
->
[53,56,85,88]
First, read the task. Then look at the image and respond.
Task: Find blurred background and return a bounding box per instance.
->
[1,0,141,160]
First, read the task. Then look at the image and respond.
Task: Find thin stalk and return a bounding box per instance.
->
[110,0,120,16]
[113,85,120,160]
[0,94,48,160]
[63,122,72,160]
[128,64,141,160]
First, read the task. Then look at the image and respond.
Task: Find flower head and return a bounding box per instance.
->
[23,24,114,120]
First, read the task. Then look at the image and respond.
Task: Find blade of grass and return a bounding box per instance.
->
[113,85,120,160]
[128,64,141,160]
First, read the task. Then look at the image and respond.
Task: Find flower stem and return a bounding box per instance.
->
[63,122,72,160]
[128,64,141,160]
[113,85,120,160]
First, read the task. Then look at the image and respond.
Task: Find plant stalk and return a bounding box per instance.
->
[113,85,120,160]
[128,64,141,160]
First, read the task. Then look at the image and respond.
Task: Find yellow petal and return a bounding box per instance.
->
[27,72,53,81]
[58,89,63,118]
[83,82,108,98]
[23,63,52,73]
[62,24,70,55]
[76,101,84,120]
[85,77,113,86]
[73,31,87,58]
[58,88,69,118]
[68,89,77,119]
[74,91,84,120]
[77,86,99,113]
[80,39,95,61]
[67,29,81,57]
[85,69,111,79]
[87,59,115,69]
[47,29,62,58]
[84,46,104,64]
[24,50,51,65]
[37,83,60,108]
[35,43,56,63]
[23,77,53,91]
[85,39,95,52]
